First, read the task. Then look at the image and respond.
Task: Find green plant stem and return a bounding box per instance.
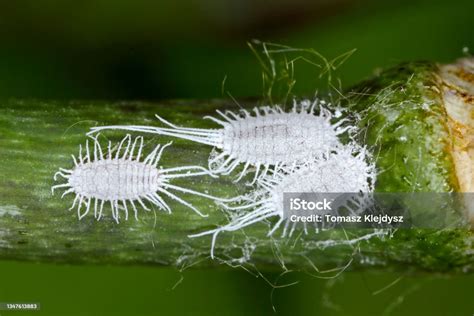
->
[0,60,473,273]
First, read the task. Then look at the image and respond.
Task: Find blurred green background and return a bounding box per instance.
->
[1,0,474,315]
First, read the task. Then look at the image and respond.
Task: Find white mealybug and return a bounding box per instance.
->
[88,100,353,183]
[52,134,232,223]
[190,146,376,258]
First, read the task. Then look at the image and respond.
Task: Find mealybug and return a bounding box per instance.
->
[52,134,232,223]
[88,100,353,183]
[190,146,376,258]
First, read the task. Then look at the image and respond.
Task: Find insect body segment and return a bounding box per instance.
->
[88,100,353,183]
[52,135,231,223]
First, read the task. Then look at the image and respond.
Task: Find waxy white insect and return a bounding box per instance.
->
[190,146,376,258]
[52,134,232,223]
[88,100,353,183]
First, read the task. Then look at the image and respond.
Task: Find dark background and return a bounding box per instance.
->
[0,0,473,315]
[1,0,473,100]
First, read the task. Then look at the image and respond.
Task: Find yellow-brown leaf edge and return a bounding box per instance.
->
[440,58,474,223]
